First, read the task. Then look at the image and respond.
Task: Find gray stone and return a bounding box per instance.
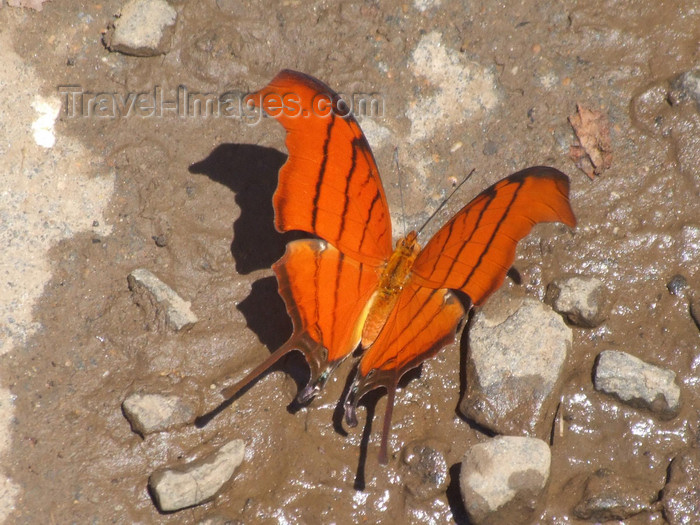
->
[104,0,177,57]
[668,69,700,111]
[460,295,572,438]
[122,393,195,436]
[128,268,198,331]
[594,350,680,418]
[149,439,245,512]
[574,468,657,521]
[666,274,688,297]
[400,440,448,500]
[460,436,550,525]
[662,448,700,525]
[545,276,608,327]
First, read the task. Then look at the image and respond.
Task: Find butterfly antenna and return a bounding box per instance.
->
[394,147,408,238]
[417,168,476,235]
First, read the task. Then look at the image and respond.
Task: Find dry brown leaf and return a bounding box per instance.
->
[7,0,52,11]
[569,104,613,179]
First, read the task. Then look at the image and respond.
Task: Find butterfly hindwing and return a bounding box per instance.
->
[221,239,380,403]
[345,280,465,463]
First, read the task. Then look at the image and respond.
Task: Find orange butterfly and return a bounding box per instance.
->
[222,70,576,464]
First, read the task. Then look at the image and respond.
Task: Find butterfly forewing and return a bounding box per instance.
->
[411,167,576,306]
[249,70,393,266]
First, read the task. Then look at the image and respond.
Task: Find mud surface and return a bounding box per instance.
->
[1,0,699,523]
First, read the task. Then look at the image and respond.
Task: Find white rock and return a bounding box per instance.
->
[128,268,198,331]
[122,393,194,436]
[460,436,551,525]
[460,295,572,438]
[407,31,498,143]
[105,0,177,57]
[30,96,60,148]
[594,350,681,418]
[149,440,245,512]
[546,276,608,327]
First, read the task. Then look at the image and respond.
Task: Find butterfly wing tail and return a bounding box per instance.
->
[219,239,380,407]
[220,339,297,401]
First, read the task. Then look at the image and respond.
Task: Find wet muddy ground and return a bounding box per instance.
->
[1,0,699,523]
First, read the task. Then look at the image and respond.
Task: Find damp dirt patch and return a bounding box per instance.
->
[1,1,699,523]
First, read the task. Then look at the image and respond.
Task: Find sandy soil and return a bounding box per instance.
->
[1,0,698,523]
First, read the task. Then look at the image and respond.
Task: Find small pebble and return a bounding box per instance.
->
[149,439,245,512]
[668,69,700,110]
[574,468,657,521]
[461,294,572,438]
[666,274,688,296]
[482,140,498,156]
[104,0,177,57]
[122,393,195,436]
[127,268,198,331]
[662,448,700,525]
[152,234,168,247]
[460,436,550,525]
[545,276,609,327]
[400,440,448,500]
[594,350,680,418]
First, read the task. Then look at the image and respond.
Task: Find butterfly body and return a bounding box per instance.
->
[217,70,576,464]
[361,231,420,348]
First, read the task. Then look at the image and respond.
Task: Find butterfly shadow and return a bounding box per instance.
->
[189,143,307,275]
[190,144,312,421]
[333,364,423,490]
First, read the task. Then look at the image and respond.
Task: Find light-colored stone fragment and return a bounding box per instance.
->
[105,0,177,57]
[407,31,498,143]
[546,276,609,327]
[122,393,195,436]
[128,268,198,330]
[149,440,245,512]
[594,350,681,418]
[460,296,572,438]
[460,436,551,525]
[30,96,60,148]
